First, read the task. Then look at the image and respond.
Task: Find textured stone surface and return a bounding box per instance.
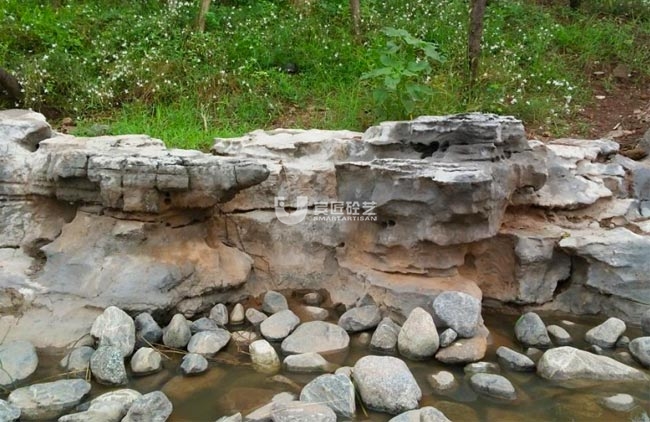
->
[432,291,481,338]
[8,379,91,420]
[427,371,458,392]
[122,391,173,422]
[469,373,517,400]
[209,303,229,326]
[163,314,192,349]
[260,310,300,341]
[190,317,220,334]
[546,325,572,346]
[271,401,336,422]
[262,291,289,314]
[249,340,281,374]
[187,329,231,356]
[245,308,268,326]
[180,353,208,375]
[134,312,162,347]
[370,317,401,353]
[59,389,141,422]
[281,321,350,355]
[628,336,650,367]
[389,407,451,422]
[300,374,355,418]
[515,312,552,348]
[496,346,536,372]
[398,307,439,360]
[338,305,381,332]
[59,346,94,372]
[353,355,421,414]
[130,347,162,375]
[283,353,331,373]
[0,399,20,422]
[0,340,38,387]
[90,346,128,386]
[585,317,626,348]
[230,303,245,324]
[90,306,136,357]
[601,394,636,412]
[537,346,648,382]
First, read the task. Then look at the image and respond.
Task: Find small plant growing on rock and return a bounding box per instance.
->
[361,27,445,119]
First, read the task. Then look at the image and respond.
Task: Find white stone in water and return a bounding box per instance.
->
[230,303,245,324]
[181,353,208,375]
[585,317,626,348]
[130,347,162,375]
[187,330,231,356]
[249,340,281,374]
[546,324,572,345]
[59,389,142,422]
[427,371,457,392]
[260,310,300,341]
[0,399,20,422]
[601,394,636,412]
[469,373,517,400]
[283,352,330,373]
[209,304,229,326]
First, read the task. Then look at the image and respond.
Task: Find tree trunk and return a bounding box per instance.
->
[197,0,211,33]
[468,0,487,88]
[350,0,361,39]
[0,67,23,104]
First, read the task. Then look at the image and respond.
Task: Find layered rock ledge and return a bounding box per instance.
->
[1,110,649,347]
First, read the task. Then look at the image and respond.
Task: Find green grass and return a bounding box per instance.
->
[1,0,649,149]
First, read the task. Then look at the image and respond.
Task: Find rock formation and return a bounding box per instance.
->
[1,109,649,348]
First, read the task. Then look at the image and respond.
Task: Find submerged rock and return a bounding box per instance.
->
[181,353,208,375]
[271,401,336,422]
[8,379,91,420]
[585,317,626,348]
[249,340,281,374]
[398,307,439,360]
[338,305,381,332]
[353,355,421,414]
[546,325,572,345]
[432,291,481,338]
[283,352,331,373]
[90,306,136,358]
[59,389,141,422]
[496,346,536,372]
[601,393,636,412]
[537,346,648,382]
[514,312,552,348]
[469,373,517,400]
[427,371,458,392]
[300,374,355,418]
[281,321,349,355]
[0,340,38,388]
[59,346,94,373]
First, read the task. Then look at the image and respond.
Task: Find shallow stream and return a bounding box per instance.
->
[22,309,650,421]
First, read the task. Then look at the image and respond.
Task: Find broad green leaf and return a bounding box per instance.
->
[360,67,392,80]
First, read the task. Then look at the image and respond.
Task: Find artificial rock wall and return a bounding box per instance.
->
[1,109,649,348]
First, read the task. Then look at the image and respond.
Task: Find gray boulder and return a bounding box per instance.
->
[432,291,481,338]
[585,317,626,348]
[0,399,20,421]
[230,303,245,324]
[281,321,349,355]
[90,346,128,386]
[0,340,38,387]
[90,306,136,358]
[209,303,229,326]
[59,346,94,372]
[496,346,536,372]
[260,310,300,341]
[8,379,90,420]
[59,389,141,422]
[338,305,382,332]
[389,407,451,422]
[187,330,231,356]
[514,312,552,348]
[370,317,401,353]
[435,335,487,364]
[537,346,648,381]
[283,353,331,373]
[180,353,208,375]
[162,314,192,349]
[245,308,268,326]
[398,307,439,360]
[249,339,281,374]
[190,317,220,334]
[300,374,355,418]
[469,373,517,400]
[629,336,650,367]
[353,355,421,414]
[271,401,336,422]
[262,291,289,314]
[134,312,162,347]
[546,325,572,345]
[439,329,458,348]
[130,347,162,375]
[122,391,173,422]
[642,309,650,335]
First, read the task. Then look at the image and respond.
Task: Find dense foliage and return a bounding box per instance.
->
[1,0,649,149]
